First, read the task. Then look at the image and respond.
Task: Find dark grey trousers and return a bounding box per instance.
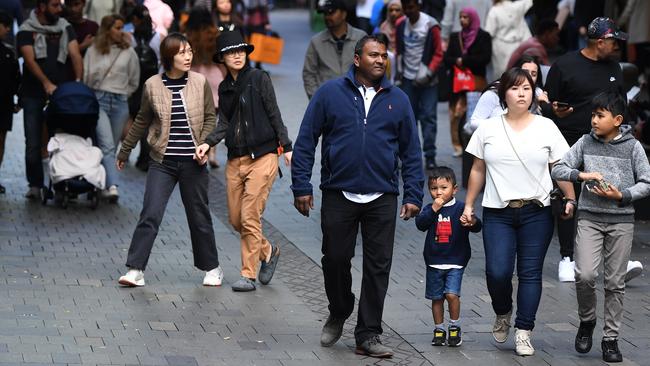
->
[125,160,220,271]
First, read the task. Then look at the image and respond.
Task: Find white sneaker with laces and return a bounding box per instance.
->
[118,269,145,287]
[558,256,575,282]
[492,311,512,343]
[203,266,224,286]
[102,185,119,203]
[515,328,535,356]
[625,260,643,282]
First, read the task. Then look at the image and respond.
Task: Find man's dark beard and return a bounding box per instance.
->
[44,12,60,24]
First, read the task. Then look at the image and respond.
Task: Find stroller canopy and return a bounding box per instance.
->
[47,82,99,116]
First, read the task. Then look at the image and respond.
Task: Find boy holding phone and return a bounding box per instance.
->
[552,91,650,363]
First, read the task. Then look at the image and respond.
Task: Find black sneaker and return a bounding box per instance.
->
[575,320,596,353]
[448,325,462,347]
[258,245,280,285]
[431,328,446,346]
[601,338,623,363]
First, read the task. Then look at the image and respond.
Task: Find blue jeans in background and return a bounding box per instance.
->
[21,97,47,188]
[399,79,438,166]
[95,91,130,188]
[482,204,553,331]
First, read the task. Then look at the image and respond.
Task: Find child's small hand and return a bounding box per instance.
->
[432,197,445,212]
[579,171,604,182]
[461,206,474,224]
[591,183,623,201]
[460,214,476,227]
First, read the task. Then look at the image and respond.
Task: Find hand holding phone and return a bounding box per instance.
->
[552,101,574,118]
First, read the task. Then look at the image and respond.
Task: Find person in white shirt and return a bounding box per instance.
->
[484,0,532,80]
[463,67,575,357]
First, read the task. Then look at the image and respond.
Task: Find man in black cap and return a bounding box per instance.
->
[544,17,642,285]
[302,0,366,99]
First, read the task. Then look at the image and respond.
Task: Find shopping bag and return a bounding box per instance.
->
[452,65,475,93]
[248,32,284,65]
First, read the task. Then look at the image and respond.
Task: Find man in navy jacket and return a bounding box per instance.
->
[291,35,424,358]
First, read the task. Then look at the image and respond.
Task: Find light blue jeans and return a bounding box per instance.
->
[95,90,129,187]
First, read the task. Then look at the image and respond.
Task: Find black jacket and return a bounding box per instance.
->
[205,66,292,160]
[443,29,492,78]
[0,42,20,107]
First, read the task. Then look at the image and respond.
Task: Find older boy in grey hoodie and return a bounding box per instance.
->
[552,91,650,363]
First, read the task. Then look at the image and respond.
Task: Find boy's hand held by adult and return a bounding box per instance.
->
[294,195,314,217]
[400,203,420,220]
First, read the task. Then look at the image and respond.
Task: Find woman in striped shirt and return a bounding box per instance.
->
[116,33,223,288]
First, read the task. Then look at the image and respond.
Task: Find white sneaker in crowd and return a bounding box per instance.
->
[102,185,119,203]
[203,266,224,286]
[625,260,643,283]
[558,256,575,282]
[118,269,145,287]
[515,328,535,356]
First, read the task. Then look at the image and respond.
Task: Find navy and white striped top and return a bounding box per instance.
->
[162,73,195,161]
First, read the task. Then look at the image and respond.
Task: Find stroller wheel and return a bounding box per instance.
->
[89,191,99,209]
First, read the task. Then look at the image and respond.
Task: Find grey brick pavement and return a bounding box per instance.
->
[0,8,648,366]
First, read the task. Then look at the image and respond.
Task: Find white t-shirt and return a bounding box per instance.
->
[403,12,435,80]
[465,115,569,208]
[342,85,384,204]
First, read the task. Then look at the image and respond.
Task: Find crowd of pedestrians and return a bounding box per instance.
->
[1,0,650,363]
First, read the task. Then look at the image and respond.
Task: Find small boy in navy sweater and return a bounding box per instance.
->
[415,167,481,347]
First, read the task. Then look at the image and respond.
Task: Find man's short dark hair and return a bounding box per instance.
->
[592,90,626,117]
[428,166,457,187]
[401,0,421,6]
[37,0,51,6]
[535,19,558,37]
[354,34,387,56]
[498,68,536,110]
[0,10,12,27]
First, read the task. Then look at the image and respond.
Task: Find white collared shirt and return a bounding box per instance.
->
[342,85,384,204]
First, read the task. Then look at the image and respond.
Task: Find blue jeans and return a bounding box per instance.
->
[482,204,553,330]
[95,91,129,187]
[425,267,465,300]
[399,79,438,164]
[22,97,47,188]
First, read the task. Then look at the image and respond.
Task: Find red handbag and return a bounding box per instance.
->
[452,65,476,93]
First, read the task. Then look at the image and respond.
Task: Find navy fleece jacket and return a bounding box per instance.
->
[291,66,424,207]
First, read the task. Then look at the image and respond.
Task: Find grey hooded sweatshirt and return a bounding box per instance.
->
[552,125,650,223]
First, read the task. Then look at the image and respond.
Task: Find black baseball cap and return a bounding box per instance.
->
[317,0,347,14]
[587,17,628,41]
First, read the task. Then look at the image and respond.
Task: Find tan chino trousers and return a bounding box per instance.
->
[226,153,278,279]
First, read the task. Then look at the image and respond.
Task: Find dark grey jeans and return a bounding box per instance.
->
[125,160,219,271]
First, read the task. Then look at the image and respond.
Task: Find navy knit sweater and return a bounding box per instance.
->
[415,200,482,267]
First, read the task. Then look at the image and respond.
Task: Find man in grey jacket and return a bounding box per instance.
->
[302,0,366,99]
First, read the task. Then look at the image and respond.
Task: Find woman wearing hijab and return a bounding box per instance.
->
[379,0,404,53]
[443,7,491,156]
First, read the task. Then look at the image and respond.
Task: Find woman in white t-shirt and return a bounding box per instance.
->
[462,68,575,356]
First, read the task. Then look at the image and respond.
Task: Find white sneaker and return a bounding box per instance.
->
[102,185,119,203]
[118,269,145,287]
[203,266,224,286]
[625,260,643,282]
[515,328,535,356]
[558,256,575,282]
[492,311,512,343]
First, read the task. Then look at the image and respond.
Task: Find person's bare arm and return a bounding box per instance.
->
[67,39,83,81]
[20,44,56,94]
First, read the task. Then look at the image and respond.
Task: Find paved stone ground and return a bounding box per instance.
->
[0,8,649,366]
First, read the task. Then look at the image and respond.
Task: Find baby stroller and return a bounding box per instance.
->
[41,82,105,209]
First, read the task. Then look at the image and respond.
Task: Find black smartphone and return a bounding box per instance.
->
[555,102,571,109]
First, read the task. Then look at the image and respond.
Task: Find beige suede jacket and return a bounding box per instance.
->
[118,71,216,163]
